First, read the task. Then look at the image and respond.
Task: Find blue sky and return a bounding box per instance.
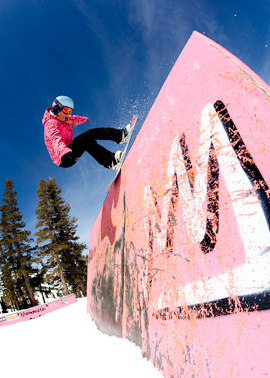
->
[0,0,269,247]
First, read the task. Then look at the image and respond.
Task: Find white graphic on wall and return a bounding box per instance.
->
[143,103,270,310]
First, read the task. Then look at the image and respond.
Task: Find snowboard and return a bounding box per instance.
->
[105,114,138,194]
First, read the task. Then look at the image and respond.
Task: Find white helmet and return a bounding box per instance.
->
[52,95,74,114]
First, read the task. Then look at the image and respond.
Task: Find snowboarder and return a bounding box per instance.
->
[42,95,133,169]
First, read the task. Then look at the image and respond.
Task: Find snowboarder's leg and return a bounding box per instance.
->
[70,128,123,169]
[81,128,123,144]
[59,152,77,168]
[86,140,121,168]
[59,140,86,168]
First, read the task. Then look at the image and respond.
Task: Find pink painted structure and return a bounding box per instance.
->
[0,294,77,327]
[87,31,270,377]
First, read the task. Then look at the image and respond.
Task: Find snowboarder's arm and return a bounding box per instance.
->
[68,115,89,127]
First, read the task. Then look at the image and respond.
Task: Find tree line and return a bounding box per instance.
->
[0,177,87,313]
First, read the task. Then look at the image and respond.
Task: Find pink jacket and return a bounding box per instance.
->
[42,107,89,166]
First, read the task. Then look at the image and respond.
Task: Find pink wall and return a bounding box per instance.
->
[0,294,77,327]
[87,31,270,377]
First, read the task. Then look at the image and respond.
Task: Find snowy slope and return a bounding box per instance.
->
[0,298,163,378]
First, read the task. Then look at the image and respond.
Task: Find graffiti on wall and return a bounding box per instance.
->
[88,99,270,351]
[143,100,270,319]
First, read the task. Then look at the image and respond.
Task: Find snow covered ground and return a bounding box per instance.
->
[0,298,163,378]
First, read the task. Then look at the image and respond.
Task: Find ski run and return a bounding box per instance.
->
[0,297,163,378]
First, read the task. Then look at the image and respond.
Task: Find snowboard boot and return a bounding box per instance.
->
[110,150,123,170]
[120,123,133,144]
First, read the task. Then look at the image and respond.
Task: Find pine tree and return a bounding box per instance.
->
[0,297,8,313]
[35,178,87,297]
[0,179,38,309]
[61,242,87,297]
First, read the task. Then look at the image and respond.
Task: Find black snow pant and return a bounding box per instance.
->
[59,128,123,169]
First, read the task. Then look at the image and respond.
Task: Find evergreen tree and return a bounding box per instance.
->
[0,297,8,313]
[35,178,87,297]
[61,242,87,297]
[0,179,38,309]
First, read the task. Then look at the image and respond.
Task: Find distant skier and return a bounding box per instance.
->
[42,95,133,169]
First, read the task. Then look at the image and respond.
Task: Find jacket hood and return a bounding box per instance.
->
[42,107,54,126]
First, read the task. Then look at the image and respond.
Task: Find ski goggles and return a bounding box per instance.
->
[61,106,73,115]
[53,99,73,115]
